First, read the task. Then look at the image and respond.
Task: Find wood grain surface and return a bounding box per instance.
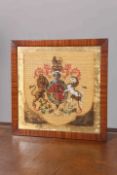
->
[0,125,117,175]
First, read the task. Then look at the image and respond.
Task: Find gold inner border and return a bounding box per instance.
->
[18,46,101,134]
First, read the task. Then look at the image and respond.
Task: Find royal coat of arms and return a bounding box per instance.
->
[28,56,84,123]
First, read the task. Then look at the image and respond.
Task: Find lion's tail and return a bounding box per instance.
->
[29,85,36,96]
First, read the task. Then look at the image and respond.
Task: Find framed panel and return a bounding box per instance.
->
[11,39,108,141]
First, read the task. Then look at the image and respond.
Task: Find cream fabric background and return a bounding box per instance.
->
[0,0,116,128]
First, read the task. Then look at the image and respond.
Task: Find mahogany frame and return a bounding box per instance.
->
[11,39,108,141]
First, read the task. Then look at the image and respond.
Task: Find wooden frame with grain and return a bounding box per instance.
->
[11,39,108,141]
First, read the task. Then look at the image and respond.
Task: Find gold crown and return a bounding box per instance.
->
[52,56,63,72]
